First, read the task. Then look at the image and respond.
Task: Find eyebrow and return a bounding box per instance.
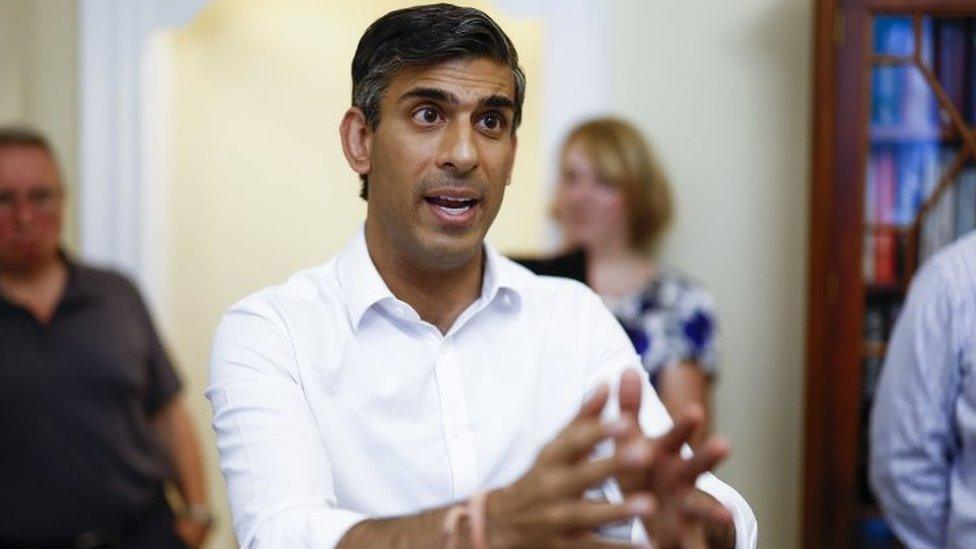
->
[398,87,515,110]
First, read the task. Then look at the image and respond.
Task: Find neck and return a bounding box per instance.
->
[583,240,655,299]
[365,223,484,335]
[0,253,64,287]
[0,253,68,324]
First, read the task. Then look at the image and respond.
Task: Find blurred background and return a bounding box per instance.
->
[0,1,813,547]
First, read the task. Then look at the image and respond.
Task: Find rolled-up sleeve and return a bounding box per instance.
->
[207,298,365,549]
[869,262,960,549]
[579,287,758,548]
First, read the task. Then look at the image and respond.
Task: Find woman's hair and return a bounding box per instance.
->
[558,117,673,253]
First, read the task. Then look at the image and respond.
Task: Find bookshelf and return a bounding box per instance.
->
[805,1,976,547]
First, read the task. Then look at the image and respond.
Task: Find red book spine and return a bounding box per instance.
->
[874,228,897,285]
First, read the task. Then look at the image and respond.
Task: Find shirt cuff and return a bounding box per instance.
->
[243,506,367,549]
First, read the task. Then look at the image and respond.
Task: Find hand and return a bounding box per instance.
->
[614,369,734,548]
[173,516,211,548]
[485,384,657,549]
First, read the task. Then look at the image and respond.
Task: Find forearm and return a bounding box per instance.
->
[659,362,711,449]
[337,502,473,549]
[155,397,209,506]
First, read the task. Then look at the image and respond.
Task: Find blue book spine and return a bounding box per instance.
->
[896,145,923,225]
[938,21,967,112]
[873,67,905,126]
[874,16,914,55]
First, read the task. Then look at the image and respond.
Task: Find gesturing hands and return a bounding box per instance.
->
[614,369,736,549]
[484,383,655,548]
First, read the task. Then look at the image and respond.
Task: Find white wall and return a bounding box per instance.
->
[0,0,79,249]
[610,1,812,548]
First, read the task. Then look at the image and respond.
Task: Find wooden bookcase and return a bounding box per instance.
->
[805,1,976,547]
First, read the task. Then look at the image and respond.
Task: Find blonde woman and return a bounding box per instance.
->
[523,117,718,447]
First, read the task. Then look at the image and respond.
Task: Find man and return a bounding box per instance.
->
[208,5,757,548]
[870,232,976,548]
[0,127,211,548]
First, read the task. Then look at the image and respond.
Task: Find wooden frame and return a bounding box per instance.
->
[805,1,976,546]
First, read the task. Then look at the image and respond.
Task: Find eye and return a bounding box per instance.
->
[477,111,507,135]
[412,107,443,126]
[28,188,56,203]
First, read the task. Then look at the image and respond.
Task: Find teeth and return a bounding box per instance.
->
[438,205,471,215]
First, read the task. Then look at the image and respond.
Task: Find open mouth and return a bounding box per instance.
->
[423,195,480,217]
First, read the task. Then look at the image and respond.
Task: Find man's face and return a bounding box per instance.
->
[365,57,517,270]
[0,146,63,271]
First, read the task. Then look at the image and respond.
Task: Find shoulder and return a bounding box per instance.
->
[644,265,716,314]
[908,232,976,337]
[69,260,145,302]
[918,231,976,300]
[223,259,342,325]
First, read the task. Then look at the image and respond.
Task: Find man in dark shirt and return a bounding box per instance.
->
[0,127,211,548]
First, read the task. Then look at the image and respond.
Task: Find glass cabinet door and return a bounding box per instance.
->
[859,12,976,548]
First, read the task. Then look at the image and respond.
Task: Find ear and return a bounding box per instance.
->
[340,107,372,178]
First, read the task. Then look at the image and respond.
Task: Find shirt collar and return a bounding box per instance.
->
[335,224,525,330]
[0,250,96,314]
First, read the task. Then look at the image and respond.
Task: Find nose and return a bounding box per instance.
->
[562,177,594,206]
[437,123,479,176]
[12,198,36,226]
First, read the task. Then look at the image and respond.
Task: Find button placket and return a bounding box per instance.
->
[433,339,478,498]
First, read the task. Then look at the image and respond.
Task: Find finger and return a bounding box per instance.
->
[549,496,655,532]
[618,369,643,421]
[681,490,734,528]
[615,370,646,447]
[678,437,730,483]
[564,441,654,494]
[657,406,704,455]
[577,383,610,421]
[543,416,631,466]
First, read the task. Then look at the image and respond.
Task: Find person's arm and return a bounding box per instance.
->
[577,287,756,548]
[337,385,654,549]
[657,285,719,450]
[210,297,653,549]
[869,262,960,549]
[613,369,743,549]
[153,397,211,547]
[657,361,711,449]
[131,278,211,546]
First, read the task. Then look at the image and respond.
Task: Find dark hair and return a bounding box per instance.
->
[351,3,526,200]
[0,125,62,180]
[0,125,55,156]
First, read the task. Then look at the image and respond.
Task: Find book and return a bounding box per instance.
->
[863,232,875,283]
[872,67,905,126]
[865,152,878,224]
[896,145,924,225]
[875,148,897,224]
[874,16,914,56]
[955,168,976,238]
[874,228,898,285]
[936,20,967,116]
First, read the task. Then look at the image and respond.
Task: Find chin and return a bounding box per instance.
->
[418,230,483,269]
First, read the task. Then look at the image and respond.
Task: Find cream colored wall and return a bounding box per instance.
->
[0,0,79,250]
[161,2,542,546]
[610,1,812,548]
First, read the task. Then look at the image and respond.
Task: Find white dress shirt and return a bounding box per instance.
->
[207,227,757,548]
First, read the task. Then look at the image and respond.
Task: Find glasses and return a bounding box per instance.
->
[0,187,63,216]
